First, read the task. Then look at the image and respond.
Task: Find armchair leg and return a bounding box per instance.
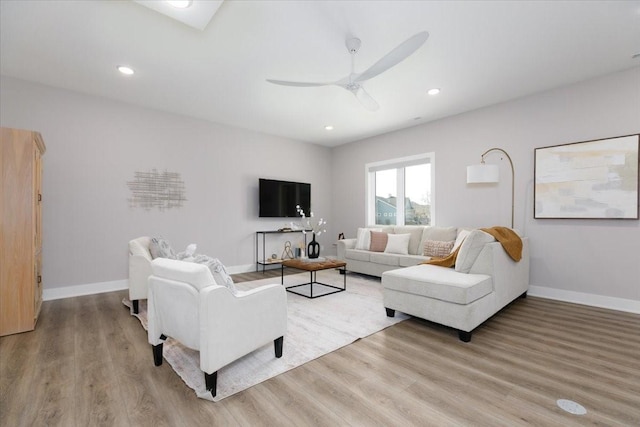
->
[458,331,472,342]
[274,336,284,358]
[385,307,395,317]
[132,300,139,314]
[205,371,217,398]
[152,343,163,366]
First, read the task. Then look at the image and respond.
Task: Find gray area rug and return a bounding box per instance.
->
[124,270,408,401]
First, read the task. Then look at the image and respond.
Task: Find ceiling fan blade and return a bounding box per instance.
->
[354,86,380,111]
[355,31,429,83]
[266,79,331,87]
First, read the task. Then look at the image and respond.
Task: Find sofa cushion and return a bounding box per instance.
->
[370,252,400,266]
[369,231,388,252]
[398,254,430,267]
[455,230,496,273]
[423,239,455,257]
[393,226,426,255]
[384,233,411,255]
[452,229,471,253]
[382,264,493,305]
[345,249,371,262]
[423,226,458,242]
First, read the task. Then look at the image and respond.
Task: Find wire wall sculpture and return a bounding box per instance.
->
[127,169,187,211]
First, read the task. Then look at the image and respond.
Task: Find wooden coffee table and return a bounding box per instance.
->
[281,258,347,298]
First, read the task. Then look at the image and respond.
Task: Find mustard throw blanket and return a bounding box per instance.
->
[422,226,522,268]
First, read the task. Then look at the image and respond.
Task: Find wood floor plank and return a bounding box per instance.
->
[247,371,346,426]
[23,297,77,426]
[1,287,638,426]
[293,362,408,426]
[75,294,131,426]
[98,292,181,427]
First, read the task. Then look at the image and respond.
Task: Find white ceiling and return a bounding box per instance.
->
[1,1,639,147]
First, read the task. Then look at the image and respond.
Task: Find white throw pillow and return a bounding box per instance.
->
[451,229,471,253]
[384,233,411,255]
[355,228,381,250]
[393,226,427,255]
[455,230,496,273]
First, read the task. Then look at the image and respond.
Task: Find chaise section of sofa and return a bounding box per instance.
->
[382,230,530,342]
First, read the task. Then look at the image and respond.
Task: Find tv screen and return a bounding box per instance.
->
[259,178,311,218]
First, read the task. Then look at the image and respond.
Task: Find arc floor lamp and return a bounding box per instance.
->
[466,148,515,228]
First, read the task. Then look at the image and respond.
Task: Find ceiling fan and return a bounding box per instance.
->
[266,31,429,111]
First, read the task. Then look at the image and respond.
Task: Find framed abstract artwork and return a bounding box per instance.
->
[534,134,639,219]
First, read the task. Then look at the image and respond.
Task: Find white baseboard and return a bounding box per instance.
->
[528,285,640,314]
[43,279,128,301]
[226,263,256,274]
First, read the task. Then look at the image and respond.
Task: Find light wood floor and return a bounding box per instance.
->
[1,278,639,426]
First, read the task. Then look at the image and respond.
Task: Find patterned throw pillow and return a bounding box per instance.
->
[423,240,455,258]
[369,231,388,252]
[184,254,237,295]
[149,236,177,259]
[207,258,237,295]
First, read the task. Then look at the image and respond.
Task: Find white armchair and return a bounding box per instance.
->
[128,236,153,314]
[147,258,287,398]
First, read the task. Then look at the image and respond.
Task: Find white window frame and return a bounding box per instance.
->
[365,152,435,226]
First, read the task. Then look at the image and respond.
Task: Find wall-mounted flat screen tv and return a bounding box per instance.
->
[259,178,311,218]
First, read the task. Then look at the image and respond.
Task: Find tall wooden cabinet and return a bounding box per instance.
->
[1,127,46,336]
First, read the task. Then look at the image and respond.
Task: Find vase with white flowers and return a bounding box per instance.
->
[294,205,326,259]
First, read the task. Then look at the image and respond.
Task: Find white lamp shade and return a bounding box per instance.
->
[467,164,499,183]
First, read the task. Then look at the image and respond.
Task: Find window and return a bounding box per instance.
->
[366,153,434,226]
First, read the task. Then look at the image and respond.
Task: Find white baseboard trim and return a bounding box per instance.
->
[226,263,256,274]
[528,286,640,314]
[43,279,128,301]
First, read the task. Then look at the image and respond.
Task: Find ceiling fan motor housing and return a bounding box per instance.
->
[346,38,361,54]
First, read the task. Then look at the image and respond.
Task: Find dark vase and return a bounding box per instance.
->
[307,232,320,258]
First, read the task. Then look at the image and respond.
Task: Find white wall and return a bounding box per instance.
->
[1,76,333,291]
[332,67,640,308]
[2,68,639,310]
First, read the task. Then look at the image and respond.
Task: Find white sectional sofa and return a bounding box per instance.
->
[337,226,530,342]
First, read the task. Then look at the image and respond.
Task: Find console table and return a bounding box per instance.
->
[255,230,308,273]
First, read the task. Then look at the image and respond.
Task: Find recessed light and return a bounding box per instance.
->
[166,0,192,8]
[324,125,334,131]
[427,88,440,96]
[117,65,135,75]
